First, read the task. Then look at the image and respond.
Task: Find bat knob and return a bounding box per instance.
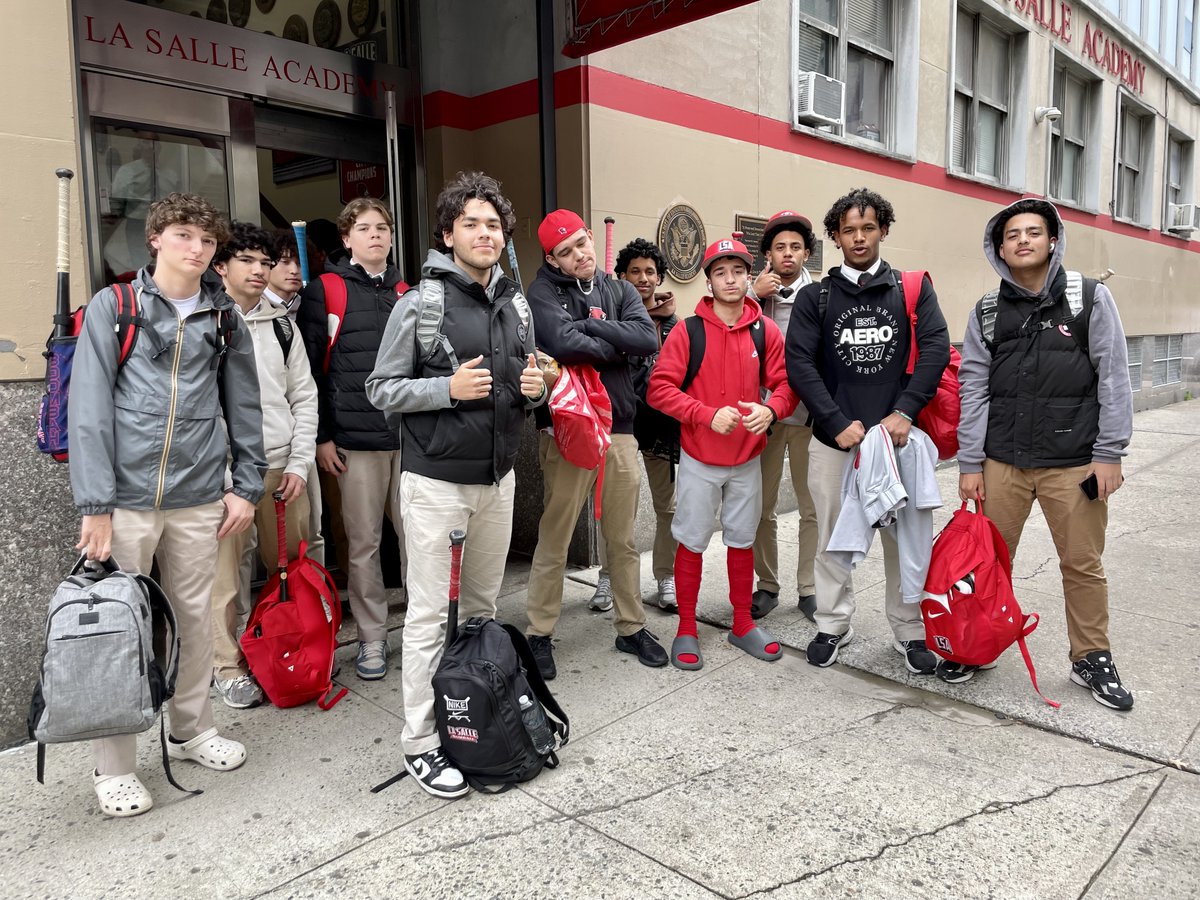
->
[55,168,75,180]
[449,530,466,546]
[604,216,615,224]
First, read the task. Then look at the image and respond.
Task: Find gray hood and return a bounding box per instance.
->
[982,199,1067,300]
[421,249,505,300]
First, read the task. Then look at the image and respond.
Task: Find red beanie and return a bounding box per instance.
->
[538,209,587,254]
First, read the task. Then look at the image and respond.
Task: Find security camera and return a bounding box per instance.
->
[1035,106,1063,123]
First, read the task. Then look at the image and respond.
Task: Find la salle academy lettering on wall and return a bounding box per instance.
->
[76,0,413,119]
[1003,0,1146,95]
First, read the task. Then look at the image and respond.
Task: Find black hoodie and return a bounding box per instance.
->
[526,265,657,434]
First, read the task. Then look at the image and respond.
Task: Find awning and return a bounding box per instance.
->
[563,0,759,58]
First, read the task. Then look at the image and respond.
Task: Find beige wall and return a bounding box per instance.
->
[0,0,86,381]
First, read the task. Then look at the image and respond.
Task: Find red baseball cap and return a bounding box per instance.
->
[702,237,754,275]
[761,210,814,254]
[538,209,587,255]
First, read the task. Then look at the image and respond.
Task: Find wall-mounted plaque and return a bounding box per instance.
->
[206,0,227,24]
[658,204,705,283]
[349,0,379,38]
[228,0,250,28]
[283,14,309,44]
[313,0,343,49]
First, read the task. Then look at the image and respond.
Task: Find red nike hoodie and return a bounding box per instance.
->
[648,296,798,467]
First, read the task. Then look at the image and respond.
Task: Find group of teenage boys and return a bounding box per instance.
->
[68,174,1133,818]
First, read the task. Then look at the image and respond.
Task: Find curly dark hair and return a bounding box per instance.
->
[822,187,896,239]
[433,171,517,248]
[990,199,1060,253]
[272,228,298,260]
[144,192,231,255]
[213,221,274,266]
[614,238,666,279]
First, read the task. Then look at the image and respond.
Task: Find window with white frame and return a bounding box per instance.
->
[1049,66,1093,206]
[796,0,897,147]
[1152,335,1184,385]
[1165,134,1195,230]
[1115,98,1155,224]
[1127,336,1143,392]
[952,11,1013,182]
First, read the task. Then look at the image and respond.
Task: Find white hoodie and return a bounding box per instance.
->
[236,295,318,478]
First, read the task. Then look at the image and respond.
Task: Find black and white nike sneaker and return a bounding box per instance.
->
[1070,651,1134,711]
[404,749,470,799]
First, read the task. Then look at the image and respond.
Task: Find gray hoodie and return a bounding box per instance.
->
[957,201,1133,474]
[68,268,266,514]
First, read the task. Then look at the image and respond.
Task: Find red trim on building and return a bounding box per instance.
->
[423,65,1197,253]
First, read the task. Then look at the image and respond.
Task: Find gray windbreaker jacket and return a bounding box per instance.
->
[957,202,1133,474]
[68,268,267,515]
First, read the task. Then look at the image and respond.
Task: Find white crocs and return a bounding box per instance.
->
[93,770,154,818]
[166,727,247,771]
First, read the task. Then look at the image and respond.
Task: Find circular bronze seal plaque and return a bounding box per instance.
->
[283,14,309,44]
[228,0,250,27]
[349,0,379,37]
[658,204,706,283]
[313,0,343,48]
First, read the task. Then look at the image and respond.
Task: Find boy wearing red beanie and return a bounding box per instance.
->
[648,238,798,669]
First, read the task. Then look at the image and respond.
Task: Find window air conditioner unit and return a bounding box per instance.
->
[794,71,845,128]
[1168,202,1200,233]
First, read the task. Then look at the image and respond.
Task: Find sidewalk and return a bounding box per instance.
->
[2,402,1198,899]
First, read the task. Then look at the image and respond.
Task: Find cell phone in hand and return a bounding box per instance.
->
[1079,473,1099,501]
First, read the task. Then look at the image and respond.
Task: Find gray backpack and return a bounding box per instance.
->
[28,557,195,792]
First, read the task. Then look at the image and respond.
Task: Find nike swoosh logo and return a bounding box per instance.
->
[927,611,947,619]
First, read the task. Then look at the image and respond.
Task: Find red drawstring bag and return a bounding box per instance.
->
[547,365,612,518]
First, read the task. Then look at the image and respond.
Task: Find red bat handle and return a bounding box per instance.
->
[604,216,615,274]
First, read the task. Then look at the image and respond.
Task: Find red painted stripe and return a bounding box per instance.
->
[423,65,1197,253]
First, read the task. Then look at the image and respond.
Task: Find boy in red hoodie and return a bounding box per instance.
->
[648,239,798,669]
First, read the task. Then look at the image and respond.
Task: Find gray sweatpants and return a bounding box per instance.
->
[671,449,762,553]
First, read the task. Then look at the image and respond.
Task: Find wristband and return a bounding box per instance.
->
[894,409,912,423]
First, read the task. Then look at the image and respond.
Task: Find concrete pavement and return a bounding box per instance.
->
[2,401,1198,899]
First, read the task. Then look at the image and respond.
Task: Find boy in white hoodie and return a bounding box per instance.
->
[210,222,319,708]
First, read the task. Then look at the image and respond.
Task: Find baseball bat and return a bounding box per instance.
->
[445,529,466,649]
[54,169,74,338]
[291,220,310,285]
[604,216,615,274]
[505,240,523,289]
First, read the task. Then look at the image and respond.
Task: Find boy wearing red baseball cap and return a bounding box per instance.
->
[648,238,799,669]
[524,209,667,679]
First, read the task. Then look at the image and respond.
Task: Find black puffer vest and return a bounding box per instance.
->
[984,272,1098,468]
[401,272,533,485]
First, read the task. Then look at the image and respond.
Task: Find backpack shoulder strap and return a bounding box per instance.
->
[112,283,143,369]
[318,273,348,375]
[898,270,929,375]
[272,315,294,366]
[415,278,460,369]
[680,316,707,392]
[1064,271,1095,358]
[750,318,767,385]
[976,289,1001,355]
[818,277,830,323]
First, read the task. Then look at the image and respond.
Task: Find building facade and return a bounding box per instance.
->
[0,0,1196,743]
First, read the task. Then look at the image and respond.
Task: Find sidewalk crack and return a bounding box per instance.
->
[1077,770,1169,899]
[735,766,1163,899]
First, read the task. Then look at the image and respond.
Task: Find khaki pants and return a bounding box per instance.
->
[211,468,311,680]
[93,501,225,776]
[318,466,350,578]
[526,433,645,638]
[399,471,514,755]
[753,422,818,597]
[305,460,325,566]
[807,437,923,641]
[982,460,1110,661]
[597,452,677,582]
[339,448,404,642]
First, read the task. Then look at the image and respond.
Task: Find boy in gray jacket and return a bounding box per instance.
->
[955,199,1134,710]
[71,193,266,817]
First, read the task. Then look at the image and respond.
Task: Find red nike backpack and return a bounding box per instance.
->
[241,494,348,710]
[547,364,613,518]
[921,502,1059,707]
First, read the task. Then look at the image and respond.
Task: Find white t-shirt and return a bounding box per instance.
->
[167,290,202,318]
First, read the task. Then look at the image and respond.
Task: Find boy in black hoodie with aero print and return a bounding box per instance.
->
[785,187,950,675]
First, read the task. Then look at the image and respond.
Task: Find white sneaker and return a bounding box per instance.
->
[656,577,677,611]
[404,749,469,799]
[356,640,388,680]
[588,574,614,612]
